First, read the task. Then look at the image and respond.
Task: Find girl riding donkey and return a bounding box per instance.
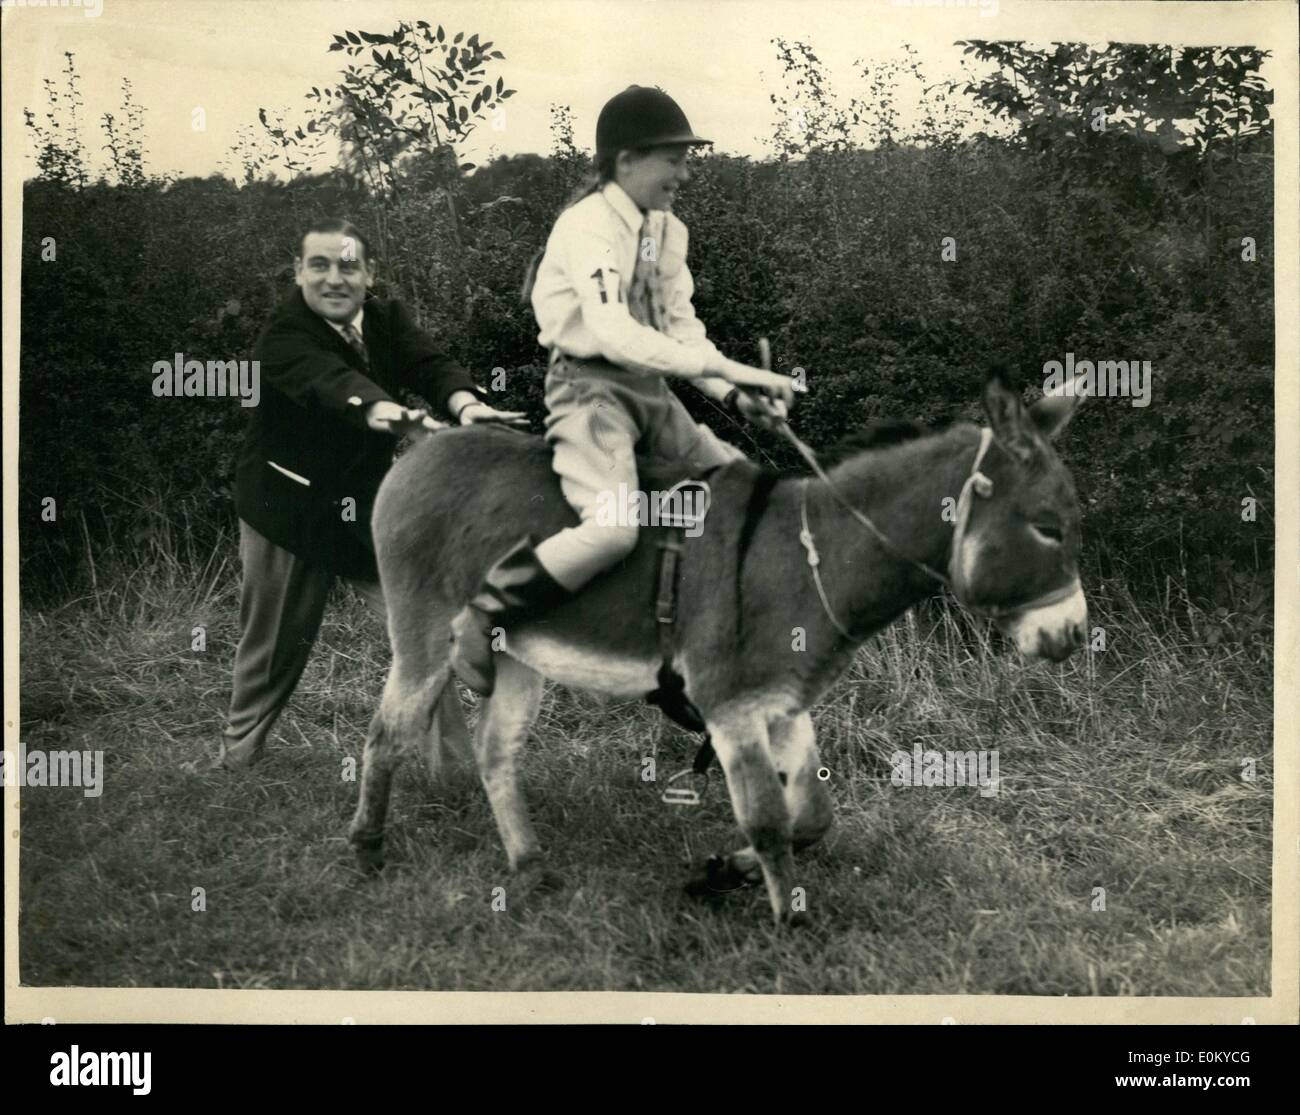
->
[451,86,798,695]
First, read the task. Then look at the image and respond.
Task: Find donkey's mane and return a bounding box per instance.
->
[820,418,936,466]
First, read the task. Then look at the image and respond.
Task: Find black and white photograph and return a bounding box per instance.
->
[3,0,1295,1027]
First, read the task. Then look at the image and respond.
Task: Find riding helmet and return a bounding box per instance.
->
[595,86,713,158]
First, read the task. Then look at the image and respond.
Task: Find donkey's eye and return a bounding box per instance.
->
[1031,523,1064,545]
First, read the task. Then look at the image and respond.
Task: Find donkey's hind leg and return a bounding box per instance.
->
[384,602,474,786]
[426,673,474,782]
[708,709,796,925]
[474,655,546,872]
[348,664,442,873]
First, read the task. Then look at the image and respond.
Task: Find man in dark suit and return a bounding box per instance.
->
[215,217,524,769]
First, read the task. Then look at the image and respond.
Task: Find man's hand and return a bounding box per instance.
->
[365,400,447,437]
[456,401,529,428]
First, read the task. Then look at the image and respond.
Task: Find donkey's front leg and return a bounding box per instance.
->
[718,710,834,873]
[473,655,546,872]
[709,709,796,925]
[771,711,834,851]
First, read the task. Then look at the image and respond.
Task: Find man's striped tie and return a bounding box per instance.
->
[341,322,368,368]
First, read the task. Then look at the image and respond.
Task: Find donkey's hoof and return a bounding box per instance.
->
[684,854,761,899]
[514,858,563,895]
[351,835,385,876]
[529,868,565,895]
[783,908,812,931]
[180,756,221,776]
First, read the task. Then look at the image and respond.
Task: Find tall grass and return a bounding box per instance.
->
[17,523,1271,994]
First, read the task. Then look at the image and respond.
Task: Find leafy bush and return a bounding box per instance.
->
[19,39,1273,607]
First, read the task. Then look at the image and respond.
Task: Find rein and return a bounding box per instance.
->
[774,420,1078,637]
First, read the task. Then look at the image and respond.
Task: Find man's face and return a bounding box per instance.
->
[295,231,374,322]
[617,145,692,212]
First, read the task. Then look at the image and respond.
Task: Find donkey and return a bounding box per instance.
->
[348,373,1087,924]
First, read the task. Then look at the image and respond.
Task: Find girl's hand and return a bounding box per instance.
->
[733,389,789,429]
[722,362,798,408]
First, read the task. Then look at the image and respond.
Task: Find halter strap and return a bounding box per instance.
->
[943,427,1081,618]
[777,420,1078,628]
[777,421,954,591]
[798,480,853,640]
[947,427,995,591]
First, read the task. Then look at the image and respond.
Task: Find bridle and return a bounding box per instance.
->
[778,421,1080,640]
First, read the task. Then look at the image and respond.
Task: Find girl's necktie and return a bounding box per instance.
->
[627,217,666,333]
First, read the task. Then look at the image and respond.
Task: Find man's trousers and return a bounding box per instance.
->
[221,520,469,767]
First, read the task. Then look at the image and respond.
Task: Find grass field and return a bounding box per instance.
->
[17,543,1272,996]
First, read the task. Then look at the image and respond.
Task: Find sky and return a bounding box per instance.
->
[7,0,1008,182]
[1,0,1287,183]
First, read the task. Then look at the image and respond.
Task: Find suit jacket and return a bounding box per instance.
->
[234,288,478,580]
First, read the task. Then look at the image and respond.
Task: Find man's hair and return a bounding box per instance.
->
[298,218,373,266]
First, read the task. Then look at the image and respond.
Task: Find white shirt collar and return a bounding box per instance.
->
[327,306,364,336]
[601,181,648,234]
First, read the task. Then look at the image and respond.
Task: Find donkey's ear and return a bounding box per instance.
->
[1030,390,1082,440]
[981,368,1036,463]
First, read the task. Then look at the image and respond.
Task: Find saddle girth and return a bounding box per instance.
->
[643,477,716,773]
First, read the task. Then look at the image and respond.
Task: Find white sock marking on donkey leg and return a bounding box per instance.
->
[709,711,797,925]
[474,656,547,870]
[770,712,834,848]
[717,712,832,890]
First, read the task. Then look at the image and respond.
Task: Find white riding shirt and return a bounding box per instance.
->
[530,181,724,378]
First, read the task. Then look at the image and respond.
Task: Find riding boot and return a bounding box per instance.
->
[450,537,572,697]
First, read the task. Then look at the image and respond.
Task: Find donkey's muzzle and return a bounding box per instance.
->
[1000,582,1088,662]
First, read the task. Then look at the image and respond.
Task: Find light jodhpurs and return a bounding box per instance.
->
[533,352,745,590]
